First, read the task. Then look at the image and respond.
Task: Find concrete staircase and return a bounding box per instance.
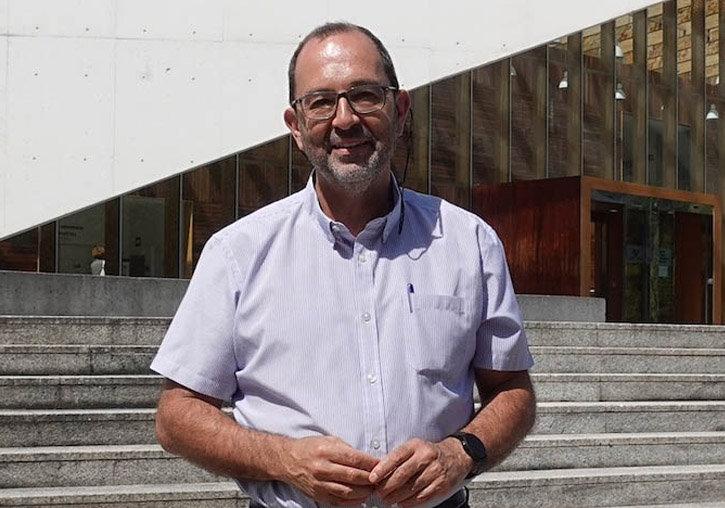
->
[0,317,724,507]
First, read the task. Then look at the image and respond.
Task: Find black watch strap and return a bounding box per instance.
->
[447,432,487,478]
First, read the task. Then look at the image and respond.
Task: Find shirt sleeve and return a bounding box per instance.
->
[473,226,534,371]
[150,235,241,400]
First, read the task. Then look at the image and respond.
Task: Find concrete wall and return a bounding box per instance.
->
[0,270,188,317]
[0,271,605,321]
[0,0,659,240]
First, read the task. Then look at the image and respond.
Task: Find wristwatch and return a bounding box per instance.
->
[447,432,488,478]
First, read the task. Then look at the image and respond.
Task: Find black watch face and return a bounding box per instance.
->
[466,435,487,461]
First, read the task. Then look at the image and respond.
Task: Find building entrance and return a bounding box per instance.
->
[591,191,714,323]
[474,176,722,324]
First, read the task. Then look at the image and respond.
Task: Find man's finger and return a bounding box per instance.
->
[369,443,416,483]
[318,481,376,507]
[399,478,447,507]
[317,462,380,485]
[327,446,380,472]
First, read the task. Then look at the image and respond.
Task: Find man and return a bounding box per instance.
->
[151,22,535,508]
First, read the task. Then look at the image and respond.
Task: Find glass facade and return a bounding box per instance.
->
[2,0,725,323]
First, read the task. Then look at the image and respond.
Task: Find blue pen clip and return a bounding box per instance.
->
[407,283,414,312]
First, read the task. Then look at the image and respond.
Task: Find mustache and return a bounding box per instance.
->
[328,125,374,145]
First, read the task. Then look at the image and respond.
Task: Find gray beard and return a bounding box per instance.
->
[313,148,387,196]
[310,130,396,196]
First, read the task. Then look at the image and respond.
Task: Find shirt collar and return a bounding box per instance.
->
[303,170,403,246]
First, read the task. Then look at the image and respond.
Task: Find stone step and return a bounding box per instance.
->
[1,466,723,508]
[531,346,725,373]
[3,433,724,488]
[3,372,723,410]
[532,373,725,402]
[498,432,725,471]
[0,445,220,488]
[525,321,725,348]
[3,401,725,447]
[468,464,725,508]
[609,503,725,508]
[4,344,724,377]
[0,375,162,409]
[535,401,725,434]
[0,345,155,375]
[0,409,158,447]
[0,316,169,346]
[3,317,724,350]
[0,482,244,507]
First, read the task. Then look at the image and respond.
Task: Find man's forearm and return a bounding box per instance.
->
[462,369,536,469]
[156,380,380,506]
[156,380,290,481]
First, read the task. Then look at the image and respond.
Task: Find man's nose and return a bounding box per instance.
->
[331,97,361,129]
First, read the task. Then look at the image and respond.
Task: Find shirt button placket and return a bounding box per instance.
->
[354,242,386,456]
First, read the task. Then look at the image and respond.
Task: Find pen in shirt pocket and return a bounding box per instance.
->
[407,283,414,312]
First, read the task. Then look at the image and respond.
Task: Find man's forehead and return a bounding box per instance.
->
[295,30,386,90]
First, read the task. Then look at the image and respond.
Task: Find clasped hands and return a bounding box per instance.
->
[283,435,472,507]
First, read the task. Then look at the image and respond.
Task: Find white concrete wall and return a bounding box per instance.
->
[0,0,658,240]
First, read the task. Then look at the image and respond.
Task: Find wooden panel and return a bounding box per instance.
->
[632,10,648,184]
[664,0,679,188]
[568,34,583,177]
[473,177,581,295]
[675,212,709,322]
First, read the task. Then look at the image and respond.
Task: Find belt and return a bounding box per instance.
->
[249,488,468,508]
[432,488,468,508]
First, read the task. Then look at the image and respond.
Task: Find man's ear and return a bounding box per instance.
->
[284,107,305,151]
[394,89,411,138]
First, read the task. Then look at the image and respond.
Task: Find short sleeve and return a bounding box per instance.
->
[150,236,241,400]
[473,227,534,371]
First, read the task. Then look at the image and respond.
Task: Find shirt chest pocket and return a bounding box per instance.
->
[403,293,475,384]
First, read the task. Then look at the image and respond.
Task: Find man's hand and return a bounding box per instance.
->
[282,436,380,506]
[368,438,471,507]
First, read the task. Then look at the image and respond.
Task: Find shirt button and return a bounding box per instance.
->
[362,312,371,322]
[371,440,381,450]
[358,252,367,263]
[367,374,377,384]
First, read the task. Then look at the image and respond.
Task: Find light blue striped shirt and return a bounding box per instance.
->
[151,175,533,508]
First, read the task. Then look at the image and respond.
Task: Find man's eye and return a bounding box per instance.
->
[307,96,335,110]
[350,91,379,105]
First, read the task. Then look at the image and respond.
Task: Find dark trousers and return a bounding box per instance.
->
[249,488,469,508]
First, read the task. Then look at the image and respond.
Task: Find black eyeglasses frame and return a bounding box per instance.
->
[290,84,398,120]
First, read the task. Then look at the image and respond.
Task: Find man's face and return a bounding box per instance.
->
[284,31,410,195]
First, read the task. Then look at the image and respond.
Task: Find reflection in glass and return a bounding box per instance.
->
[648,2,677,187]
[59,203,108,275]
[511,48,547,180]
[431,73,471,208]
[393,86,429,193]
[677,0,706,191]
[473,60,510,184]
[0,228,40,272]
[0,224,55,273]
[182,155,236,277]
[122,177,180,278]
[239,138,289,217]
[583,23,615,179]
[548,36,582,178]
[618,12,648,183]
[291,139,312,193]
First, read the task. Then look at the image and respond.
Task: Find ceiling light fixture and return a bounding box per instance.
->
[706,103,719,121]
[615,83,626,100]
[559,71,568,89]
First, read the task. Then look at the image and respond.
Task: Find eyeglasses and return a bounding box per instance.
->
[291,84,397,121]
